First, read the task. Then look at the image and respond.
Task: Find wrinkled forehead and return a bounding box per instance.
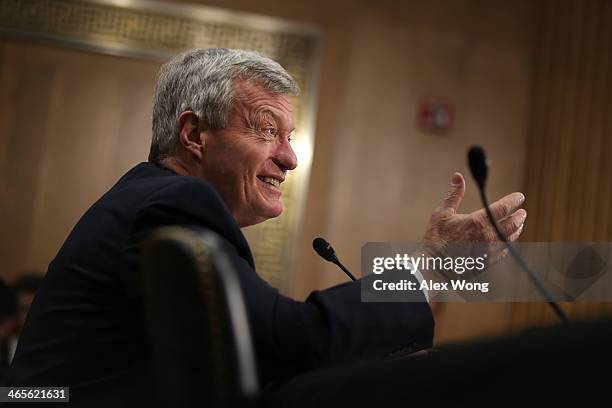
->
[233,79,295,129]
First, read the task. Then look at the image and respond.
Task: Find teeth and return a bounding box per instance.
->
[261,176,280,188]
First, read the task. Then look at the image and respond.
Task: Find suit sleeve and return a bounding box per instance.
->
[124,178,434,385]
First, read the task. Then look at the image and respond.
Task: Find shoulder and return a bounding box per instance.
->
[145,175,223,205]
[112,163,218,198]
[131,175,253,263]
[136,175,233,229]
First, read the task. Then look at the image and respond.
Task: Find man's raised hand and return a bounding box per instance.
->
[423,172,526,257]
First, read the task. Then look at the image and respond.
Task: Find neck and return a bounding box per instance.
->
[160,156,194,177]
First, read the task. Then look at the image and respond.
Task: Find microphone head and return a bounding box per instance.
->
[312,237,337,263]
[467,145,488,190]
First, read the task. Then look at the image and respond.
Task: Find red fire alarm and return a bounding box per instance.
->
[417,98,453,134]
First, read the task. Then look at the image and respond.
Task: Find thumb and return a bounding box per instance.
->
[439,172,465,214]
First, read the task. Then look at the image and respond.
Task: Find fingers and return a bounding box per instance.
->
[484,246,510,268]
[507,223,525,242]
[486,192,525,221]
[496,209,527,240]
[437,172,466,215]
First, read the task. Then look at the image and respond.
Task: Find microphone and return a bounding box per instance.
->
[468,146,488,190]
[467,146,568,323]
[312,237,357,281]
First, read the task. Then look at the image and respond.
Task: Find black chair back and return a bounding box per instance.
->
[142,227,258,408]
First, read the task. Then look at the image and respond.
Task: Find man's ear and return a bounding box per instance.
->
[177,111,206,160]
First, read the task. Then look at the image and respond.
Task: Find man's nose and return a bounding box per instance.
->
[273,140,298,172]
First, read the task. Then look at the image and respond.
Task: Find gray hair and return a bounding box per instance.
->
[149,48,299,163]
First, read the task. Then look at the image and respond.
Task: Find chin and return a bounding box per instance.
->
[264,207,283,219]
[261,202,283,220]
[238,206,283,228]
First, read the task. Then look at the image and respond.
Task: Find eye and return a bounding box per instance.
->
[263,127,277,137]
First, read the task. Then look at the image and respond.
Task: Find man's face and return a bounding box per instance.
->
[200,80,298,227]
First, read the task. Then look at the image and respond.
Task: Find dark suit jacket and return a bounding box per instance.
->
[6,162,433,404]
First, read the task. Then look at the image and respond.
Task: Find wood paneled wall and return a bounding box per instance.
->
[512,0,612,327]
[0,40,159,281]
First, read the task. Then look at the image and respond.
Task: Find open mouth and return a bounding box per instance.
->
[257,176,281,188]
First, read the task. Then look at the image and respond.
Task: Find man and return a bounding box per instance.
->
[7,49,526,404]
[3,275,43,366]
[0,279,16,385]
